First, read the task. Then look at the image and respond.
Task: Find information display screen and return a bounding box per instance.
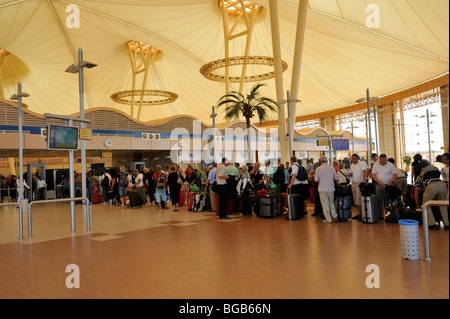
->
[47,125,79,150]
[333,139,349,151]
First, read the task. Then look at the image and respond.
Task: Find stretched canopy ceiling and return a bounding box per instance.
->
[0,0,448,125]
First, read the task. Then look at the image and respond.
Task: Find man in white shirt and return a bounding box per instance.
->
[216,158,231,219]
[314,157,338,223]
[371,154,397,219]
[134,169,144,188]
[288,156,308,216]
[37,176,47,200]
[350,154,368,220]
[388,158,408,203]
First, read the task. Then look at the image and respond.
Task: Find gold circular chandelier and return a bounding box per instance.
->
[200,56,288,83]
[110,89,178,106]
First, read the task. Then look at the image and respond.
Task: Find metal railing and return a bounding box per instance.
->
[0,202,24,239]
[421,200,449,262]
[0,186,17,203]
[27,197,91,238]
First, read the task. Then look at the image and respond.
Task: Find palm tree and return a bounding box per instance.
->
[217,83,278,163]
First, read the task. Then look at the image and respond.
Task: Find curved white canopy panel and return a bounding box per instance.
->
[0,0,448,125]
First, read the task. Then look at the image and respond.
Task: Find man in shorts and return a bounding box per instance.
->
[350,154,368,220]
[153,165,168,209]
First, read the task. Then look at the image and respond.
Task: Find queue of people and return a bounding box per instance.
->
[0,172,42,202]
[1,152,448,230]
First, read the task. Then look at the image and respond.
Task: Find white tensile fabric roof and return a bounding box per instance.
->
[0,0,448,125]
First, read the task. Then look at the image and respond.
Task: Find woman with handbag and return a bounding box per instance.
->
[337,163,350,186]
[167,164,185,211]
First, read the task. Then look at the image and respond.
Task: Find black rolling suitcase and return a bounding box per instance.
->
[240,192,254,215]
[260,197,277,218]
[127,189,145,208]
[286,193,303,220]
[384,196,404,223]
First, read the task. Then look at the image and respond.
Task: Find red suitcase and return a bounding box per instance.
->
[179,190,186,207]
[187,192,194,211]
[92,191,103,204]
[215,194,234,215]
[256,189,269,199]
[309,179,316,204]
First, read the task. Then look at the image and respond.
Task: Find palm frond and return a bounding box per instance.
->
[248,82,266,100]
[224,102,243,121]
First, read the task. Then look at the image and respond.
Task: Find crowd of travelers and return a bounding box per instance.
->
[1,152,448,229]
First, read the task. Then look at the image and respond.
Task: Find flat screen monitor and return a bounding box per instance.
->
[47,125,79,150]
[333,139,349,151]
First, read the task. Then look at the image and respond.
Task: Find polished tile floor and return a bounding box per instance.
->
[0,200,448,299]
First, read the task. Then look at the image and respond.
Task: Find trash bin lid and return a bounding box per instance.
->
[399,219,419,226]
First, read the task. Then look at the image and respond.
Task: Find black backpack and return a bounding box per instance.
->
[295,164,307,182]
[359,182,376,196]
[272,166,285,186]
[423,167,441,180]
[101,174,109,187]
[385,184,402,199]
[119,172,128,186]
[413,160,430,178]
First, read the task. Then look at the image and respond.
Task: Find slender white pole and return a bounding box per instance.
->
[18,83,24,204]
[366,89,373,165]
[351,122,355,155]
[69,119,76,232]
[78,48,88,222]
[426,109,432,162]
[373,102,380,155]
[287,91,293,157]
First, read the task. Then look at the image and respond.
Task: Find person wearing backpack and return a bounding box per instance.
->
[153,165,168,209]
[118,166,128,207]
[414,164,449,230]
[288,157,309,216]
[411,154,431,185]
[100,169,111,204]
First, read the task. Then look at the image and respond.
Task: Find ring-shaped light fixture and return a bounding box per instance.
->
[110,89,178,106]
[200,56,288,83]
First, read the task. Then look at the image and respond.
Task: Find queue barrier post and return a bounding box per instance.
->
[27,197,91,238]
[0,202,24,239]
[421,200,449,262]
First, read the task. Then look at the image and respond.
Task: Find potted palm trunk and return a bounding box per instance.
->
[217,83,278,163]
